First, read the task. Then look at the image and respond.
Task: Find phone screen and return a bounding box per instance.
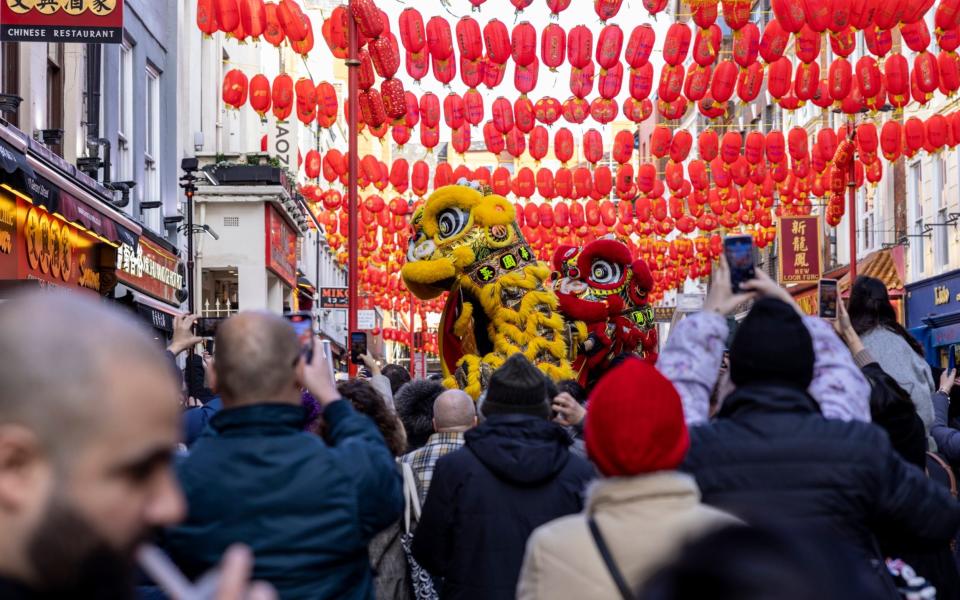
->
[194,317,223,338]
[723,235,755,293]
[819,279,839,320]
[350,331,368,365]
[285,312,314,362]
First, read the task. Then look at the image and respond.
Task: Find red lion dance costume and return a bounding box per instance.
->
[552,237,658,387]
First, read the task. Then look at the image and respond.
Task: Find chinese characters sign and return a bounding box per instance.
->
[1,0,123,43]
[264,204,297,288]
[115,239,183,305]
[778,216,822,284]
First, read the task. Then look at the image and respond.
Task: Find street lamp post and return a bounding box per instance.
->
[179,158,199,314]
[346,0,360,376]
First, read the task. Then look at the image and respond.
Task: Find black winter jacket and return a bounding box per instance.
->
[683,383,960,597]
[411,414,595,600]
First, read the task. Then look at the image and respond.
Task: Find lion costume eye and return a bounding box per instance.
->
[437,207,470,239]
[590,260,622,285]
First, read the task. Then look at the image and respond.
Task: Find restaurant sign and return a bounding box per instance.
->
[116,238,182,305]
[265,204,297,288]
[1,0,124,43]
[778,215,822,284]
[320,287,348,309]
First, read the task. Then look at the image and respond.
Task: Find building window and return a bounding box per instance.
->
[117,39,133,182]
[936,155,949,269]
[859,187,875,253]
[46,43,64,156]
[910,161,925,275]
[144,65,160,224]
[2,42,20,127]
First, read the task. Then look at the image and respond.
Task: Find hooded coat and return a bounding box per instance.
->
[411,414,595,600]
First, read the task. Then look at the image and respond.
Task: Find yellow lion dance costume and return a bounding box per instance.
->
[401,184,577,399]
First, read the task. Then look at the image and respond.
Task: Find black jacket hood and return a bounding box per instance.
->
[465,414,572,485]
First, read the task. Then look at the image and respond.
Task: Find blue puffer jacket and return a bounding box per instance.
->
[164,400,403,600]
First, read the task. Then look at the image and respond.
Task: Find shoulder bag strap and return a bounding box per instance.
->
[401,462,422,534]
[587,516,635,600]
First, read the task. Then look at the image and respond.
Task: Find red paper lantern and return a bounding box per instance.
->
[399,8,425,53]
[916,51,941,94]
[534,97,561,125]
[767,56,792,100]
[573,167,592,199]
[651,126,672,158]
[547,0,572,16]
[829,27,855,58]
[663,23,692,66]
[670,130,693,163]
[772,0,805,33]
[880,120,902,161]
[563,97,590,124]
[733,22,760,67]
[515,57,539,96]
[865,26,892,58]
[596,0,625,21]
[536,169,555,199]
[721,131,741,164]
[392,124,411,147]
[594,166,613,197]
[801,0,831,32]
[370,33,400,79]
[570,63,596,99]
[555,167,573,199]
[711,60,737,103]
[698,129,719,161]
[221,68,248,110]
[599,63,624,99]
[737,62,763,102]
[295,77,317,124]
[692,24,720,67]
[765,130,785,163]
[901,20,931,53]
[262,2,285,46]
[555,127,574,163]
[567,25,593,70]
[596,24,624,71]
[583,129,603,164]
[629,63,654,100]
[623,97,653,123]
[279,0,309,41]
[794,25,820,64]
[455,16,483,62]
[529,126,549,162]
[426,16,453,60]
[541,23,566,71]
[590,98,619,124]
[484,19,511,64]
[215,0,240,34]
[248,73,271,116]
[451,125,471,155]
[271,73,293,121]
[443,93,466,130]
[927,115,949,150]
[940,51,960,96]
[506,128,526,158]
[511,22,537,67]
[625,25,656,68]
[612,130,634,164]
[304,149,321,179]
[491,97,514,134]
[658,64,685,103]
[516,167,535,198]
[794,62,820,102]
[197,0,218,36]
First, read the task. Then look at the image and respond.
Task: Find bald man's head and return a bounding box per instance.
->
[433,389,477,433]
[0,292,170,463]
[213,311,302,406]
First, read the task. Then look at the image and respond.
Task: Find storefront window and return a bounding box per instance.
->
[910,161,925,276]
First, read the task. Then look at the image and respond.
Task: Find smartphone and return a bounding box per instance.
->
[723,234,756,293]
[319,339,337,382]
[819,279,839,320]
[350,331,368,365]
[949,345,956,373]
[285,311,315,362]
[194,317,223,338]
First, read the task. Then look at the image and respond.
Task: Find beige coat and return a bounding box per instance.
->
[516,471,737,600]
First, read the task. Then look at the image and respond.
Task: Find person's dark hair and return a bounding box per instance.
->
[394,378,445,451]
[381,364,412,396]
[640,526,857,600]
[556,379,587,405]
[335,379,407,456]
[848,276,924,356]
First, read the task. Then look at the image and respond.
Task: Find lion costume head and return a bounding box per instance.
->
[401,184,576,398]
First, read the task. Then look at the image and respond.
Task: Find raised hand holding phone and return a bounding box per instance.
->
[138,543,276,600]
[299,338,340,407]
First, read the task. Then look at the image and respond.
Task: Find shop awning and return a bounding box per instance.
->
[838,247,905,294]
[58,191,139,248]
[0,137,32,179]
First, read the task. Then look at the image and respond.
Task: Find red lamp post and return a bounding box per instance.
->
[347,1,360,376]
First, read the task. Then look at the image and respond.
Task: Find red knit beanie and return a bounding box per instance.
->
[585,357,690,477]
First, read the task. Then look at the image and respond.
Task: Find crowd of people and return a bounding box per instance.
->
[3,255,960,599]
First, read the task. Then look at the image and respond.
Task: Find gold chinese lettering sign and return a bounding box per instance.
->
[778,215,822,284]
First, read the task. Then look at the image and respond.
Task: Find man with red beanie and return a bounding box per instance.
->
[515,357,737,600]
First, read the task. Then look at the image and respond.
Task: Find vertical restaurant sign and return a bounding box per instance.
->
[265,204,297,287]
[1,0,123,43]
[778,215,822,284]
